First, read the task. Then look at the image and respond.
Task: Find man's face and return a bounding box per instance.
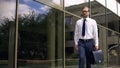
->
[82,7,89,18]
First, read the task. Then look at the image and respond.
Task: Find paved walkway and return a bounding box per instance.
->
[66,65,120,68]
[1,64,120,68]
[18,65,120,68]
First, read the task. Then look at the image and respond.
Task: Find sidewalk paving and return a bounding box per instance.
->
[65,65,120,68]
[1,64,120,68]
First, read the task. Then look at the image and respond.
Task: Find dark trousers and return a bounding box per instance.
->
[78,39,94,68]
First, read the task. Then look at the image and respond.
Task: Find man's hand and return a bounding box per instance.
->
[75,44,78,51]
[95,45,99,50]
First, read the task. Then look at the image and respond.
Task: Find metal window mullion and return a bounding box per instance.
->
[8,0,19,68]
[14,0,19,68]
[63,0,66,68]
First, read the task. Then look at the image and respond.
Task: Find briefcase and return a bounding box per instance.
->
[92,50,104,64]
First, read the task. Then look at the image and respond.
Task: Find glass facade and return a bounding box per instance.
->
[17,1,64,68]
[0,0,120,68]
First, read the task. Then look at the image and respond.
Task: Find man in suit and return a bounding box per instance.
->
[74,6,99,68]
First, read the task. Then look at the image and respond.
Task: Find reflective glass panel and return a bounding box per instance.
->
[96,0,119,17]
[0,0,16,67]
[18,0,64,68]
[96,0,106,6]
[52,0,61,5]
[118,3,120,16]
[91,1,106,26]
[35,0,62,8]
[107,12,119,32]
[107,31,120,67]
[65,13,79,68]
[106,0,117,14]
[65,0,94,7]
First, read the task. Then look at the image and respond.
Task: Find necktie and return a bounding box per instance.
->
[82,19,86,36]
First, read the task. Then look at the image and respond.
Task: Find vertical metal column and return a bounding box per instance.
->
[116,2,119,65]
[62,0,65,68]
[9,21,16,68]
[105,0,109,67]
[89,0,91,17]
[8,0,19,68]
[14,0,19,68]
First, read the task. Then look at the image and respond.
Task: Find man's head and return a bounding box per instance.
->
[81,6,90,18]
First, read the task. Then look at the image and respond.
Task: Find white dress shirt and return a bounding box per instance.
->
[74,17,99,46]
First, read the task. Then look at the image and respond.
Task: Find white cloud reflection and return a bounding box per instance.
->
[0,0,51,21]
[39,5,51,13]
[52,0,60,5]
[18,3,32,16]
[65,0,87,7]
[0,0,31,20]
[0,1,16,20]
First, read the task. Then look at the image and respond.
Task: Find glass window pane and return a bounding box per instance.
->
[107,12,119,32]
[118,3,120,16]
[65,0,94,7]
[0,0,16,21]
[96,0,106,6]
[35,0,63,9]
[0,0,16,67]
[52,0,61,5]
[106,0,117,14]
[65,13,79,68]
[18,0,64,68]
[91,1,106,26]
[107,31,120,66]
[96,0,119,17]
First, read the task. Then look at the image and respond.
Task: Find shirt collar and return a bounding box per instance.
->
[82,17,89,21]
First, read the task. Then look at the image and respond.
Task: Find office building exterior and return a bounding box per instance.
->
[0,0,120,68]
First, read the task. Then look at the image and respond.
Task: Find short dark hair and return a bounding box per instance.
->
[81,6,90,11]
